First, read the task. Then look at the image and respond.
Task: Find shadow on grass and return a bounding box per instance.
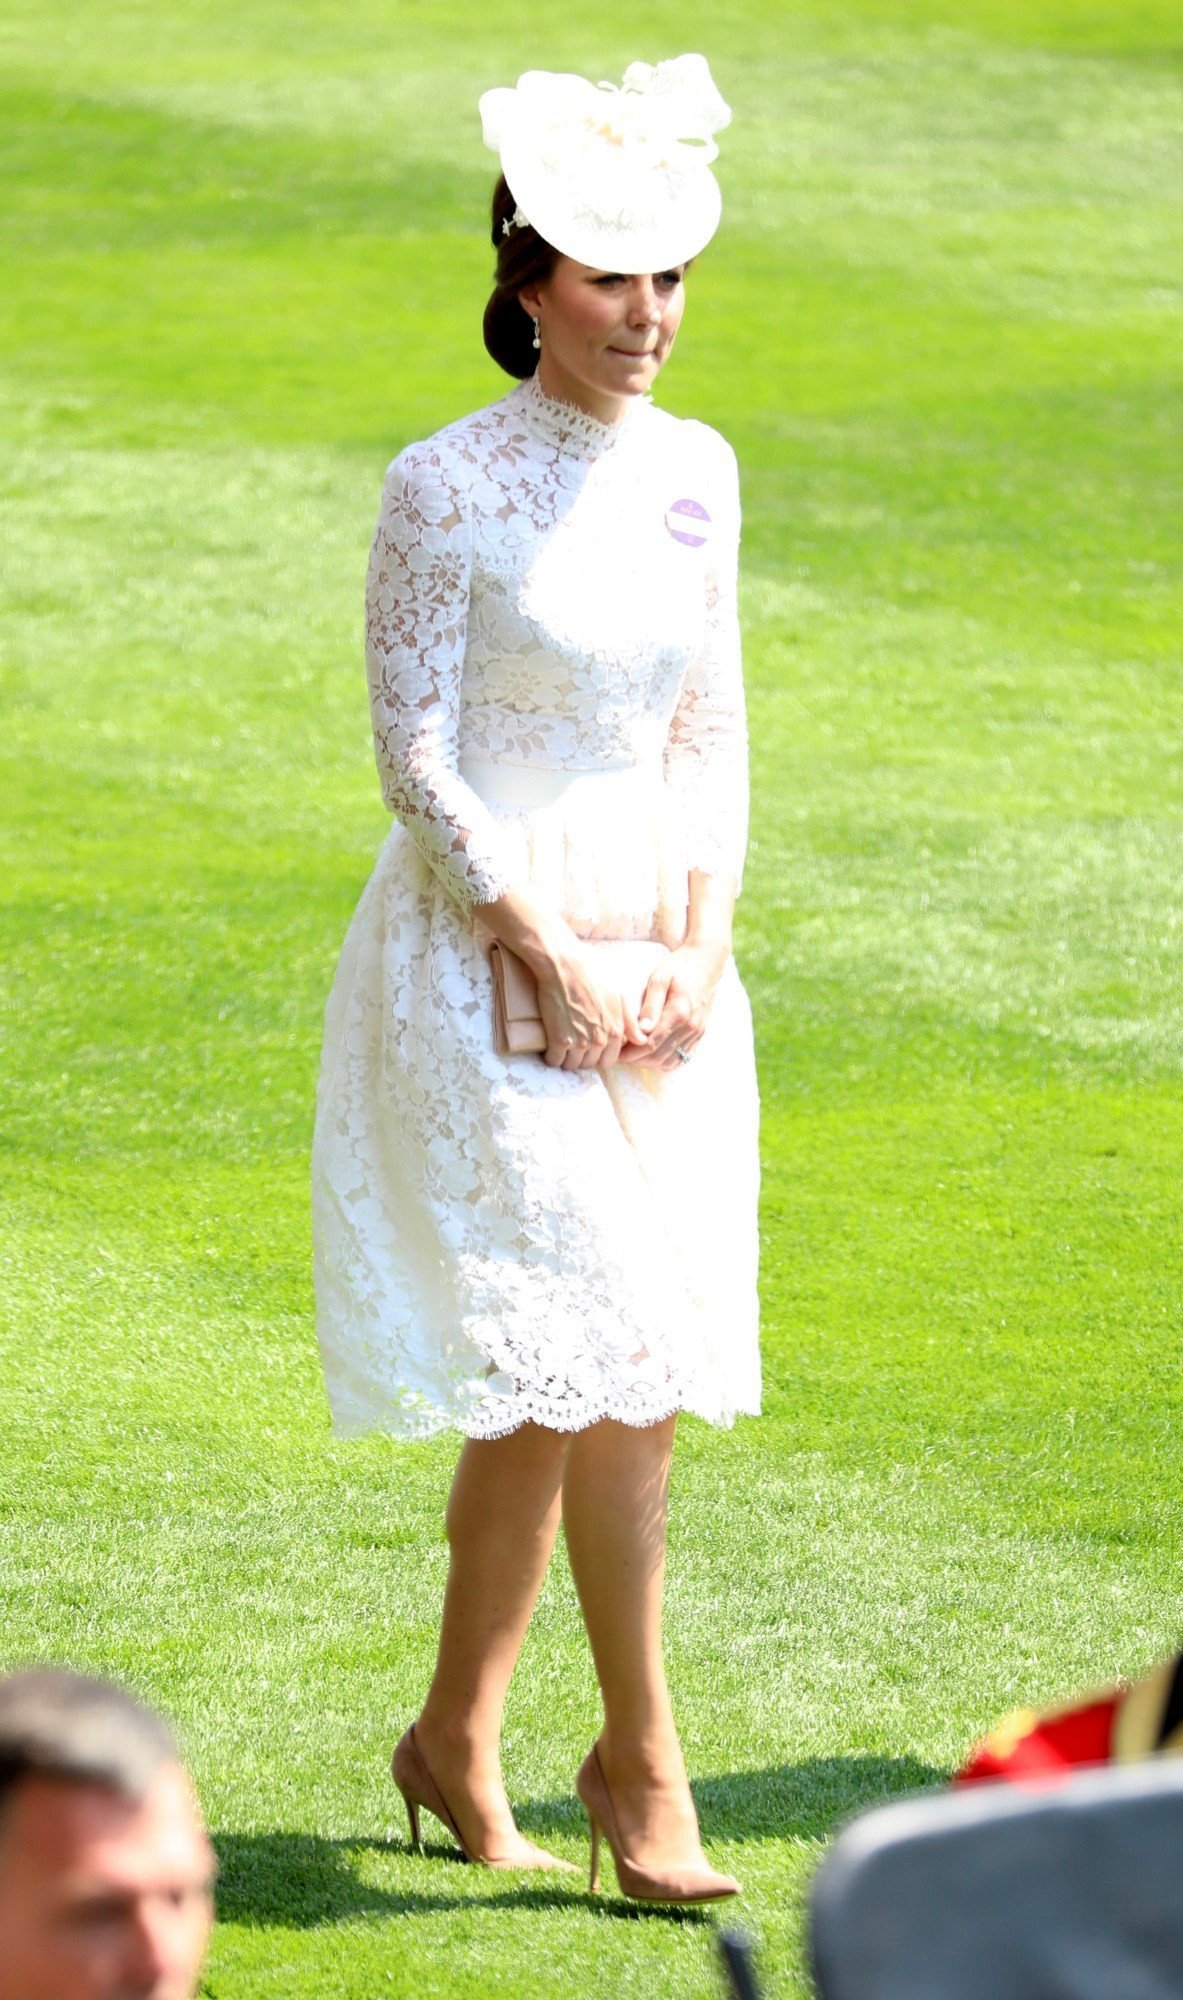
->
[212,1829,710,1927]
[516,1753,947,1849]
[214,1755,944,1928]
[698,1752,948,1844]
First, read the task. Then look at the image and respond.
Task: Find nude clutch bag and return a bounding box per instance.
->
[487,938,670,1057]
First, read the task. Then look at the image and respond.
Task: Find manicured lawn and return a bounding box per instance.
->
[1,3,1179,1994]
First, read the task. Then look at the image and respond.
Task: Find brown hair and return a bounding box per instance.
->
[0,1668,177,1829]
[483,175,560,379]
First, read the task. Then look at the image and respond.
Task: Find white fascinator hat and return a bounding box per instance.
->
[479,55,732,274]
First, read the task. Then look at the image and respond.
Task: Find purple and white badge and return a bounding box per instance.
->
[664,497,711,548]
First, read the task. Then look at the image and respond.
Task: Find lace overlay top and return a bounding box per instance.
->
[364,374,748,912]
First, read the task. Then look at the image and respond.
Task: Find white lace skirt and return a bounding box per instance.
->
[311,759,761,1440]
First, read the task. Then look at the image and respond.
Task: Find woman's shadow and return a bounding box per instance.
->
[213,1753,946,1926]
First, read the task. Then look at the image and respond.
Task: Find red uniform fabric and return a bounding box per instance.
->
[957,1651,1183,1788]
[957,1696,1117,1785]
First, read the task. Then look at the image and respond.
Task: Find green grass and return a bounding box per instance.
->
[1,1,1180,1993]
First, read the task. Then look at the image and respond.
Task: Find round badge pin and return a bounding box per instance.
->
[664,497,711,548]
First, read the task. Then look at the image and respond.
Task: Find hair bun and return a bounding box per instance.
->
[483,288,538,379]
[483,174,556,378]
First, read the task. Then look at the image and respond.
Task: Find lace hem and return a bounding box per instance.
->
[326,1382,759,1443]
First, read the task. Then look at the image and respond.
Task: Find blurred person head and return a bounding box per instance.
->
[0,1667,215,2000]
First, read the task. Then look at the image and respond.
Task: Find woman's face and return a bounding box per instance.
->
[519,255,687,422]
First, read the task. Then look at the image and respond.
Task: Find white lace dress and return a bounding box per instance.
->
[311,375,760,1440]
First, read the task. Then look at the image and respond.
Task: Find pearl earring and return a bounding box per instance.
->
[531,317,541,351]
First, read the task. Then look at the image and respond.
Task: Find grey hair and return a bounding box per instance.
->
[0,1667,178,1825]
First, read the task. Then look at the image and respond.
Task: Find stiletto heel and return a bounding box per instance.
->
[398,1786,422,1850]
[390,1723,576,1873]
[575,1743,740,1905]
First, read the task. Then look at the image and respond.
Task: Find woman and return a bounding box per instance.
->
[311,54,760,1903]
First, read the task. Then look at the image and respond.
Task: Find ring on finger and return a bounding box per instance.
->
[674,1045,693,1066]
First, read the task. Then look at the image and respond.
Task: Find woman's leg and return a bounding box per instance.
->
[413,1422,569,1859]
[562,1415,712,1870]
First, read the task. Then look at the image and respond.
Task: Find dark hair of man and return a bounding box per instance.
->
[483,173,560,379]
[0,1667,177,1832]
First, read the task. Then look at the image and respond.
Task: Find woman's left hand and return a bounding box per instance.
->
[617,941,729,1072]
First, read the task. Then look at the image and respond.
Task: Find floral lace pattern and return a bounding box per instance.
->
[364,376,748,909]
[311,378,760,1440]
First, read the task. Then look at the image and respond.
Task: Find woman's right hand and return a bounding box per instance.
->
[536,947,644,1070]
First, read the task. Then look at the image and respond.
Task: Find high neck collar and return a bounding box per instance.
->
[510,373,651,457]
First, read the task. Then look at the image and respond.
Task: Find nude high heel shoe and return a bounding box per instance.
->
[391,1724,576,1873]
[575,1743,741,1904]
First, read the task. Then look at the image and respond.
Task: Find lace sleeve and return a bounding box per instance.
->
[663,434,749,884]
[365,445,520,911]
